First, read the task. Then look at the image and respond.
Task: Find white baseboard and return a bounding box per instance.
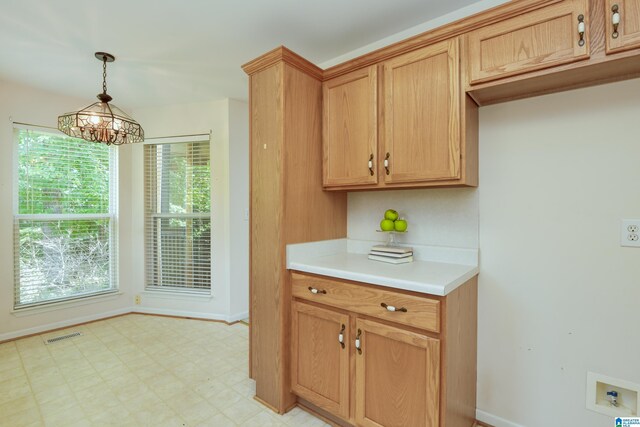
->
[132,306,230,322]
[228,311,249,323]
[476,409,525,427]
[0,307,131,342]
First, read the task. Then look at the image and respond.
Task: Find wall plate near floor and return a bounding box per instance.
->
[586,372,639,417]
[621,219,640,247]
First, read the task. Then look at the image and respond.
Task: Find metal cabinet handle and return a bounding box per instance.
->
[368,154,374,176]
[355,329,362,355]
[384,153,390,175]
[381,302,408,312]
[307,286,326,295]
[338,324,345,349]
[577,14,586,47]
[612,4,620,39]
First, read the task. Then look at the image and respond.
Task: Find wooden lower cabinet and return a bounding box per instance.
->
[355,319,440,427]
[290,273,478,427]
[291,301,350,419]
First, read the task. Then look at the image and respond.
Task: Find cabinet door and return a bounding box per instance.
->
[606,0,640,53]
[382,38,461,184]
[467,0,590,85]
[291,301,350,419]
[355,319,440,427]
[323,66,378,187]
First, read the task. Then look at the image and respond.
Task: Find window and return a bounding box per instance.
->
[14,128,118,309]
[144,139,211,293]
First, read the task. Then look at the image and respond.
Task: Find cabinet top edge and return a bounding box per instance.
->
[242,45,323,80]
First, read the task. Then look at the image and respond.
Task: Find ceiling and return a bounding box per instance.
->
[0,0,489,109]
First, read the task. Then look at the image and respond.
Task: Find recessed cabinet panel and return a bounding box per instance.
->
[291,301,350,419]
[323,66,378,187]
[355,318,440,427]
[606,0,640,54]
[467,0,590,84]
[382,39,461,183]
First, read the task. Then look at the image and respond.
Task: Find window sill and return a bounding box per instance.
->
[11,291,123,317]
[141,290,213,301]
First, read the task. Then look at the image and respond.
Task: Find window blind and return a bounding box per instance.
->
[13,129,118,308]
[144,140,211,292]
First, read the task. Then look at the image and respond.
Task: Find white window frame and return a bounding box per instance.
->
[144,133,212,295]
[12,124,119,309]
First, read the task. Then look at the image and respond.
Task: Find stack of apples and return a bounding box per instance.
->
[379,209,407,232]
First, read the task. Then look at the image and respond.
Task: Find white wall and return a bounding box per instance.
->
[0,79,134,340]
[130,99,249,322]
[348,188,478,248]
[476,79,640,427]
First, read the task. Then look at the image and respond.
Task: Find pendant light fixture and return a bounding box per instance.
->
[58,52,144,145]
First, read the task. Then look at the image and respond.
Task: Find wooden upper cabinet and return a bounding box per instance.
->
[355,318,440,427]
[467,0,590,85]
[606,0,640,54]
[323,66,377,187]
[382,38,461,184]
[291,301,350,419]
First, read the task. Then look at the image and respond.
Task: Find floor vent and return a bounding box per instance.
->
[44,331,82,345]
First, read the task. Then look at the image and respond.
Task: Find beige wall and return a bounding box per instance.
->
[0,79,134,340]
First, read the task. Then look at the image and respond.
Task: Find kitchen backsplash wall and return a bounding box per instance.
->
[347,188,479,248]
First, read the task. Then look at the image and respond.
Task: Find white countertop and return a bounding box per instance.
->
[286,239,479,296]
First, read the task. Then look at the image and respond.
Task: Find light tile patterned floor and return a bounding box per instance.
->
[0,314,329,427]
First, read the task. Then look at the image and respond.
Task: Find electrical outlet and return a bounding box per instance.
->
[621,220,640,248]
[134,295,141,305]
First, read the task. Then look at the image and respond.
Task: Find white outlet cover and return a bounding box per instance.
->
[621,219,640,248]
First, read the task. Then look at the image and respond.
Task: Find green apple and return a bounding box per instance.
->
[380,219,395,231]
[394,218,408,232]
[384,209,399,221]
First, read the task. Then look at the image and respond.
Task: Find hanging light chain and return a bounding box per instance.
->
[102,56,108,95]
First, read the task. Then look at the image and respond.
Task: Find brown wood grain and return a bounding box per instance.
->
[323,66,378,187]
[606,0,640,53]
[467,0,590,85]
[242,46,323,80]
[292,273,441,333]
[440,276,478,427]
[355,318,440,427]
[382,38,461,184]
[291,301,350,419]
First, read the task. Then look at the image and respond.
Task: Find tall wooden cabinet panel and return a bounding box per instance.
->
[291,301,350,419]
[355,318,440,427]
[605,0,640,53]
[323,66,378,187]
[382,39,461,183]
[242,47,348,413]
[467,0,590,85]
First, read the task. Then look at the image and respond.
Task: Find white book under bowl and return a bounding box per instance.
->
[369,250,413,258]
[368,254,414,264]
[371,245,413,254]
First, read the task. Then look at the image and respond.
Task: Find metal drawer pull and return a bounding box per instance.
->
[308,287,326,295]
[338,324,345,349]
[368,154,374,176]
[577,14,586,47]
[355,329,362,355]
[381,302,407,312]
[612,4,620,39]
[384,152,390,175]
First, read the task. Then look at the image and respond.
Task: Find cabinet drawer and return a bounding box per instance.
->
[291,272,440,333]
[467,0,590,85]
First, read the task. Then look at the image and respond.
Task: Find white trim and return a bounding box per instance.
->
[476,409,525,427]
[12,292,124,316]
[0,307,131,342]
[141,290,213,301]
[228,311,249,323]
[15,213,113,221]
[132,306,229,322]
[144,133,211,145]
[11,122,62,134]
